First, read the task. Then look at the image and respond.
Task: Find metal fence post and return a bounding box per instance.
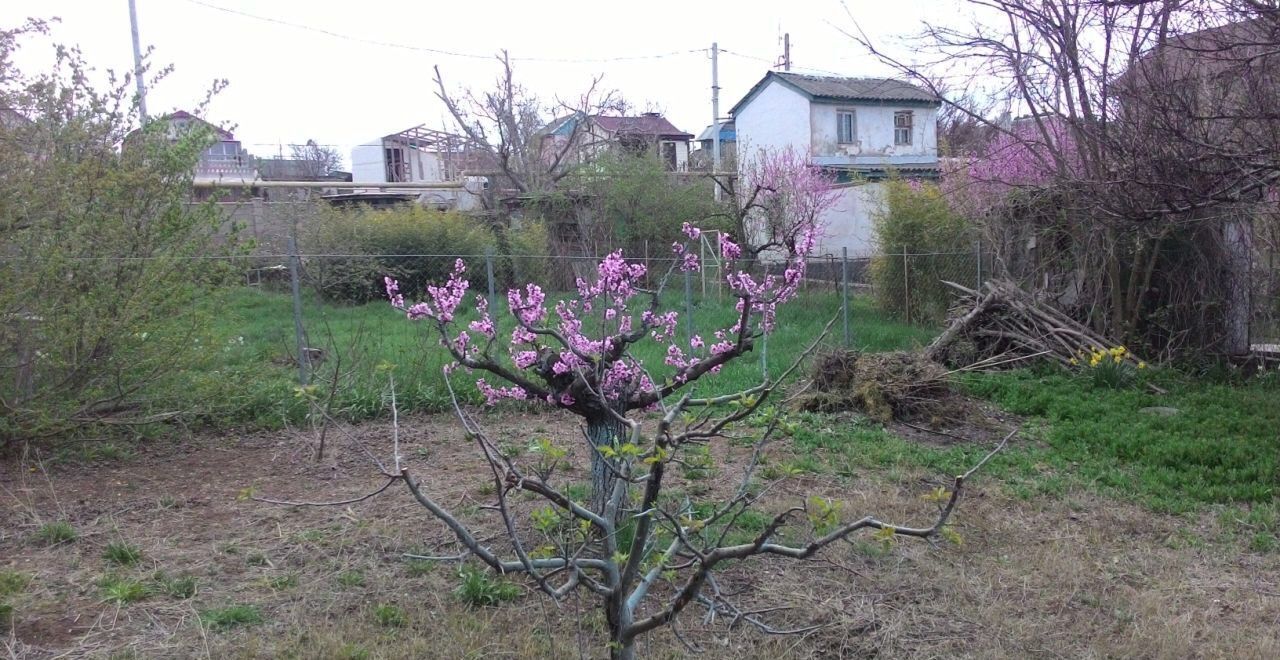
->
[842,246,850,347]
[901,245,911,325]
[684,267,694,345]
[976,239,983,291]
[485,248,497,313]
[286,234,309,386]
[763,326,772,379]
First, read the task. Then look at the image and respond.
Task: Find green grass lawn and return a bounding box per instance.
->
[143,284,1277,543]
[164,286,936,430]
[959,369,1279,511]
[781,366,1279,549]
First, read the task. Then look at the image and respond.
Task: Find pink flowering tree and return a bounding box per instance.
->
[386,221,814,517]
[712,145,839,262]
[259,205,1007,657]
[345,215,1006,659]
[945,118,1082,218]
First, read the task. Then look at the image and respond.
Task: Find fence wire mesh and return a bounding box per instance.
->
[245,236,992,388]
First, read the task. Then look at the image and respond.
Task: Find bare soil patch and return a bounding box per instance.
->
[2,411,1278,659]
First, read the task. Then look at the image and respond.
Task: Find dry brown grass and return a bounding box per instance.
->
[2,410,1277,659]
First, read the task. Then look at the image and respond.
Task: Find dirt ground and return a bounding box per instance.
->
[2,410,1278,659]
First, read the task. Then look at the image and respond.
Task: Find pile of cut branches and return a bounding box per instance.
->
[799,350,972,423]
[925,279,1147,369]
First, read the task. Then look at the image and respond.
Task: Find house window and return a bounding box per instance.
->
[837,110,856,144]
[894,111,913,146]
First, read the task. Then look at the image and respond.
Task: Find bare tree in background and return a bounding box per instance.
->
[433,51,623,196]
[289,139,344,178]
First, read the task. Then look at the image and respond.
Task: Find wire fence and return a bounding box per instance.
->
[251,238,992,387]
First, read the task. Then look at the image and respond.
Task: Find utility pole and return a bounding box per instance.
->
[128,0,148,119]
[711,42,721,175]
[783,33,791,71]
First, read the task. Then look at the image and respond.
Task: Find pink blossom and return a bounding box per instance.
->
[709,340,735,356]
[513,350,538,369]
[406,302,432,320]
[511,326,537,345]
[681,222,701,240]
[385,277,404,309]
[690,335,704,349]
[469,317,495,338]
[720,234,742,261]
[476,378,527,406]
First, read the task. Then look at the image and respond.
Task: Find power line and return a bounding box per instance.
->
[718,48,847,77]
[181,0,706,64]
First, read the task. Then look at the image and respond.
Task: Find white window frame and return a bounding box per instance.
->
[837,109,856,144]
[894,111,913,146]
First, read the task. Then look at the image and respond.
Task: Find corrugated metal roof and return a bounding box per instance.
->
[696,121,735,141]
[774,73,939,103]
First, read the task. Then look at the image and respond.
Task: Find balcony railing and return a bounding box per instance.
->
[194,159,259,180]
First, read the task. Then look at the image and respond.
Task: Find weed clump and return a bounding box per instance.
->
[455,565,520,608]
[799,350,970,424]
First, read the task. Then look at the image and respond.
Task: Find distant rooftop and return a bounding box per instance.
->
[162,110,235,141]
[696,120,735,142]
[592,113,693,140]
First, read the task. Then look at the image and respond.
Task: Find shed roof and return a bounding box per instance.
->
[696,121,735,142]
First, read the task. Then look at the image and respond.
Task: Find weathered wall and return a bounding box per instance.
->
[813,182,884,257]
[351,141,386,182]
[809,103,938,160]
[733,79,811,159]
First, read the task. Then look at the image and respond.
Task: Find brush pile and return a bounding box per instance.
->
[925,279,1147,369]
[799,350,968,423]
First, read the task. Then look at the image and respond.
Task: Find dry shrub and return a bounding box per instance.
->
[800,350,969,423]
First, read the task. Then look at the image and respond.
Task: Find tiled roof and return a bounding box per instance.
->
[592,115,693,140]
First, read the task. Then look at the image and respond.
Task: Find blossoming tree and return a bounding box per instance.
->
[712,145,839,263]
[386,221,809,517]
[361,211,1007,658]
[260,152,1006,659]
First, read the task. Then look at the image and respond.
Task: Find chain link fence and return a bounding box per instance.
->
[244,235,994,387]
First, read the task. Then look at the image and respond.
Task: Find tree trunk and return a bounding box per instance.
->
[606,587,636,660]
[609,637,636,660]
[1222,215,1254,357]
[586,413,626,522]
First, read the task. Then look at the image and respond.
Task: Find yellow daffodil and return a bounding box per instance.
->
[1138,361,1147,370]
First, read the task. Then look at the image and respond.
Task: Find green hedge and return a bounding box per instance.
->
[871,179,976,323]
[302,204,549,304]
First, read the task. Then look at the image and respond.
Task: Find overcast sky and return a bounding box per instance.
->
[2,0,976,166]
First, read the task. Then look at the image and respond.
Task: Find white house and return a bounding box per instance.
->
[730,72,941,255]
